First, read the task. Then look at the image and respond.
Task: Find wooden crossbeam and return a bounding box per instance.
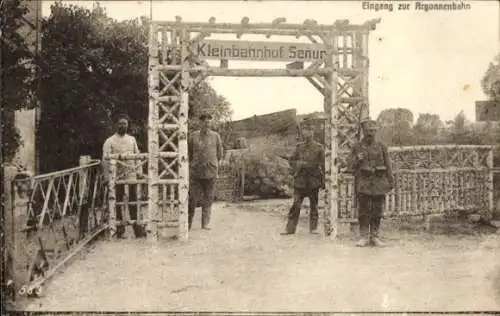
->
[153,18,381,33]
[306,77,324,95]
[158,65,334,77]
[159,71,181,96]
[158,102,180,125]
[159,158,179,179]
[159,129,179,152]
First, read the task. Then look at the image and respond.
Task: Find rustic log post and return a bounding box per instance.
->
[148,22,160,242]
[323,30,339,240]
[107,159,117,239]
[178,26,190,240]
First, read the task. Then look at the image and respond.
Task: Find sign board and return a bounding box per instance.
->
[194,40,329,62]
[475,100,500,121]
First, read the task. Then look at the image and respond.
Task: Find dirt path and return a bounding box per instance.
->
[20,200,500,312]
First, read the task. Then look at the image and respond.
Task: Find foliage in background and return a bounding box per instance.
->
[412,113,444,145]
[481,53,500,100]
[38,2,232,172]
[376,108,414,146]
[1,0,37,163]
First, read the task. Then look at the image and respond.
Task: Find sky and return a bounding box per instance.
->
[42,1,499,122]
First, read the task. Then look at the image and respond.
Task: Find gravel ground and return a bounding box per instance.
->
[17,200,500,312]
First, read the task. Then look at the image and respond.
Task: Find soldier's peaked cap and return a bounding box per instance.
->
[199,110,213,119]
[360,117,377,128]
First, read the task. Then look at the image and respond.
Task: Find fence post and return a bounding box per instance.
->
[487,147,494,217]
[78,156,92,239]
[3,164,18,302]
[240,158,246,200]
[107,159,117,239]
[79,155,92,205]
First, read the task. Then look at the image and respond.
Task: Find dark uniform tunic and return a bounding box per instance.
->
[285,140,325,234]
[348,139,394,238]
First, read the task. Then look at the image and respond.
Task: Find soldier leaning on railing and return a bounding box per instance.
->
[102,114,146,238]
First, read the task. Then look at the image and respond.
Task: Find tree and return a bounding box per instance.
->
[413,113,444,145]
[1,0,37,163]
[481,53,500,100]
[189,80,233,146]
[38,2,232,172]
[376,108,414,146]
[441,111,485,145]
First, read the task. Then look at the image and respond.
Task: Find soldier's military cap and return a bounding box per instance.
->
[199,110,213,120]
[360,117,377,128]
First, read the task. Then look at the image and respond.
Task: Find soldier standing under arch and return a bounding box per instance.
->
[348,118,394,247]
[281,128,325,235]
[188,110,224,230]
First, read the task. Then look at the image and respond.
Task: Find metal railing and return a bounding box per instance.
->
[4,157,107,301]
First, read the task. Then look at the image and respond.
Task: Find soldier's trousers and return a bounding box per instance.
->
[188,178,216,229]
[115,184,138,221]
[357,193,385,238]
[285,187,319,234]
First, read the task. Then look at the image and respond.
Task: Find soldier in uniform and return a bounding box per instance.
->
[348,118,394,247]
[188,110,224,230]
[281,129,325,235]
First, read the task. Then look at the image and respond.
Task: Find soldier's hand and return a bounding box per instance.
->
[357,153,365,161]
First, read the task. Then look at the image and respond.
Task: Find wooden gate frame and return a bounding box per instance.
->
[139,17,381,241]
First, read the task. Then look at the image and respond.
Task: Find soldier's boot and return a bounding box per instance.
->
[309,213,319,234]
[370,231,387,247]
[356,237,371,247]
[370,218,386,247]
[132,222,147,238]
[281,217,298,235]
[115,224,126,239]
[281,199,302,235]
[188,207,195,230]
[201,206,212,230]
[356,225,370,247]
